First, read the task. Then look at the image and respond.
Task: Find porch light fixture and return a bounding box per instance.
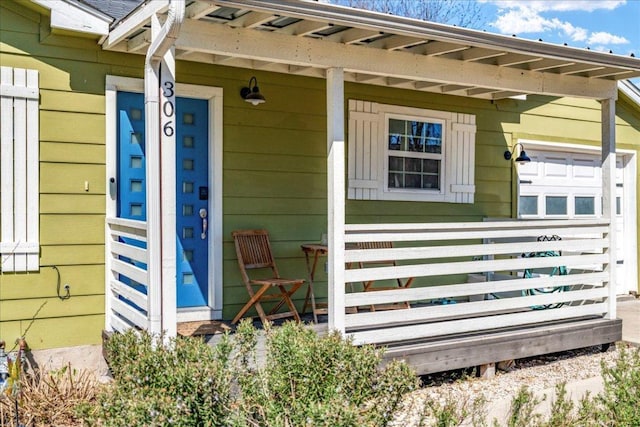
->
[504,143,531,164]
[240,76,266,105]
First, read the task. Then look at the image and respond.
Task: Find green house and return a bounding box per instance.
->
[1,0,639,373]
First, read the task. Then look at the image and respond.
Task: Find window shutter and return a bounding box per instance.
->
[348,100,380,200]
[0,66,40,272]
[446,113,476,204]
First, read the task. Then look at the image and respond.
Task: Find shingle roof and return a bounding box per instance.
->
[78,0,143,22]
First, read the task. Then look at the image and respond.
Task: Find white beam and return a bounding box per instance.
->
[228,11,276,29]
[327,67,345,334]
[146,14,163,335]
[174,20,618,99]
[160,47,177,337]
[186,2,221,20]
[104,0,169,50]
[601,97,617,320]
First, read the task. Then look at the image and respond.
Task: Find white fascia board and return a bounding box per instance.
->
[216,0,640,72]
[104,0,170,49]
[31,0,111,36]
[619,80,640,107]
[176,19,618,99]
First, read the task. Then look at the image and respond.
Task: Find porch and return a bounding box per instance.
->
[105,216,621,374]
[101,0,634,374]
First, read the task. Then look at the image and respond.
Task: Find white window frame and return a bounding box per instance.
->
[383,112,446,197]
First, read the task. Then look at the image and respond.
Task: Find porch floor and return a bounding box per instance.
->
[202,311,622,376]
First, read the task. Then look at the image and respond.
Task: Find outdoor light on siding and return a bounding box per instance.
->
[504,143,531,164]
[240,76,266,105]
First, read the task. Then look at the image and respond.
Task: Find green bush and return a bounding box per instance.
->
[85,330,234,426]
[592,345,640,426]
[229,320,418,427]
[87,321,417,427]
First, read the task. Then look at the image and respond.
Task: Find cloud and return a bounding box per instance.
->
[484,0,629,48]
[588,32,629,45]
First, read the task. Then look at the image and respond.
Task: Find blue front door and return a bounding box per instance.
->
[117,92,210,308]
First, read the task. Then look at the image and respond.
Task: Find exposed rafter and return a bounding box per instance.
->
[100,0,639,101]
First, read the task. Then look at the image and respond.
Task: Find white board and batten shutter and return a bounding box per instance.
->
[447,113,476,203]
[348,100,476,203]
[0,66,40,272]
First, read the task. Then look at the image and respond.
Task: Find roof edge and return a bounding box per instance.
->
[215,0,640,71]
[619,81,640,107]
[31,0,112,36]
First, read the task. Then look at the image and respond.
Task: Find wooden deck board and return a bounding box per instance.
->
[382,316,622,375]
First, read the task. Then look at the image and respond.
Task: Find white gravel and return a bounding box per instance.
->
[393,344,625,426]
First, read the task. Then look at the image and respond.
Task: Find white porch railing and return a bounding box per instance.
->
[105,217,156,333]
[342,219,612,345]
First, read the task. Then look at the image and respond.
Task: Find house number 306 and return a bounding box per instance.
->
[162,81,175,137]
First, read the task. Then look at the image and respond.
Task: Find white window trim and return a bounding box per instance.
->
[105,75,224,320]
[382,111,446,197]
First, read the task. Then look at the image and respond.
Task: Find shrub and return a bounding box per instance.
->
[229,320,419,427]
[86,330,234,426]
[86,321,417,427]
[591,345,640,426]
[1,364,97,427]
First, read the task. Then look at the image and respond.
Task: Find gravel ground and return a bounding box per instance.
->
[393,344,624,426]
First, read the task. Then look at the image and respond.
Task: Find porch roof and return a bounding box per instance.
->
[99,0,640,101]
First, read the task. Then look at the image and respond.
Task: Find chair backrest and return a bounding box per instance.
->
[232,229,280,281]
[356,241,396,266]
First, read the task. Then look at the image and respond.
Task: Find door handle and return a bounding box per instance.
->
[199,208,208,239]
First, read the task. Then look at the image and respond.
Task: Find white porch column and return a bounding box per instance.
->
[159,48,177,337]
[601,97,617,320]
[326,68,346,333]
[145,14,163,335]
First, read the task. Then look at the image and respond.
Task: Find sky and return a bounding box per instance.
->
[477,0,640,58]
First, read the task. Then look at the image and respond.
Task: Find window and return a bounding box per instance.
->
[0,66,40,272]
[387,117,443,191]
[348,100,476,203]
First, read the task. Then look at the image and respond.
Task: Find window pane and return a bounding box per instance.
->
[575,197,595,215]
[389,156,403,171]
[425,123,442,154]
[423,159,439,174]
[404,173,421,188]
[388,172,402,188]
[546,196,567,215]
[405,157,422,172]
[616,197,622,215]
[388,118,442,154]
[422,174,439,189]
[520,196,538,215]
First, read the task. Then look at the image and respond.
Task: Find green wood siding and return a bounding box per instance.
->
[1,1,639,347]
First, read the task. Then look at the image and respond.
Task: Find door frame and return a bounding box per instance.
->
[515,139,638,295]
[106,75,224,321]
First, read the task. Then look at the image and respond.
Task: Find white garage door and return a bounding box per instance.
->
[517,148,631,295]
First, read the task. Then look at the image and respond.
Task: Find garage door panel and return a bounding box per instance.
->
[517,147,631,295]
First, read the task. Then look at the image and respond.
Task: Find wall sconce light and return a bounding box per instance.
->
[504,143,531,164]
[240,76,266,106]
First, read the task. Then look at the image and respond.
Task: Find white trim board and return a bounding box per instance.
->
[105,75,224,322]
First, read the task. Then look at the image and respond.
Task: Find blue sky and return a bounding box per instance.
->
[478,1,640,58]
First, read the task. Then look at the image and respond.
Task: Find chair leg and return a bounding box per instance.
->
[277,284,302,322]
[232,284,271,324]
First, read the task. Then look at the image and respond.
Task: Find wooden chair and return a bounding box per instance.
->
[357,241,413,311]
[231,229,305,324]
